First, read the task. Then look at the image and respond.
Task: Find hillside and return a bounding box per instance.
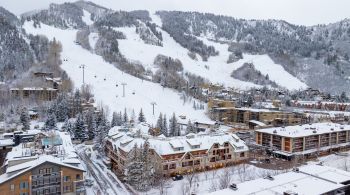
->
[1,1,350,95]
[23,20,210,124]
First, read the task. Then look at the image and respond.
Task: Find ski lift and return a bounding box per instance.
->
[94,75,97,78]
[132,91,135,95]
[104,78,106,81]
[116,84,118,87]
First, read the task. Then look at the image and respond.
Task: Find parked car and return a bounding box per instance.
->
[172,174,184,181]
[229,183,238,190]
[264,175,274,180]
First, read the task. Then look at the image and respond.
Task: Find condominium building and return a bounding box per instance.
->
[0,131,85,195]
[0,156,85,195]
[105,128,249,177]
[207,164,350,195]
[211,107,302,127]
[255,123,350,159]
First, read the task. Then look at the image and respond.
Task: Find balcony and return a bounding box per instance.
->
[74,180,86,195]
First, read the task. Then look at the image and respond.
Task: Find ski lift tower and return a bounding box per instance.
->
[79,64,86,85]
[121,82,127,97]
[151,102,157,116]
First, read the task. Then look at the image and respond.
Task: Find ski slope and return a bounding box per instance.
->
[114,14,307,91]
[116,17,258,90]
[23,21,210,125]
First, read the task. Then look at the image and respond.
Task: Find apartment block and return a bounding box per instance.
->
[255,123,350,159]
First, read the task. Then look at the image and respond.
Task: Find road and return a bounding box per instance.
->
[77,148,127,195]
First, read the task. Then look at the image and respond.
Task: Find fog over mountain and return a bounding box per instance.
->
[1,0,350,26]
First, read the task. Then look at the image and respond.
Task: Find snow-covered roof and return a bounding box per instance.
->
[213,107,279,113]
[249,120,266,127]
[256,123,350,138]
[206,164,350,195]
[10,87,57,91]
[0,155,85,184]
[108,130,248,156]
[0,139,14,147]
[293,100,350,106]
[4,131,80,169]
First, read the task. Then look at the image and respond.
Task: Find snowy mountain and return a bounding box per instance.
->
[1,1,350,123]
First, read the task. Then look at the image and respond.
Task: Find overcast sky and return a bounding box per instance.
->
[1,0,349,26]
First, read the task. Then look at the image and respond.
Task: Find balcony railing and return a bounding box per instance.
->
[74,180,86,194]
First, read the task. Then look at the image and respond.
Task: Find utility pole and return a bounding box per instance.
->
[121,83,127,97]
[151,102,157,115]
[79,64,86,85]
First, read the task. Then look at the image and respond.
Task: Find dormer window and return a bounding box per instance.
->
[224,142,229,147]
[214,143,219,148]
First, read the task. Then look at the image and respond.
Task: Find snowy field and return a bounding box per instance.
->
[23,21,210,125]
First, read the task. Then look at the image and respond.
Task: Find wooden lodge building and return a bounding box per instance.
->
[10,87,58,101]
[105,128,249,177]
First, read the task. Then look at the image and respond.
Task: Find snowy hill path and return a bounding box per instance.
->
[23,21,210,125]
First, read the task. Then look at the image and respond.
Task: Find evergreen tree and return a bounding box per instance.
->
[130,109,136,123]
[169,113,179,136]
[56,94,69,122]
[340,91,348,102]
[162,114,168,136]
[138,108,146,122]
[123,108,129,124]
[156,113,163,134]
[45,106,57,130]
[72,90,82,117]
[84,111,96,140]
[126,144,143,189]
[186,120,195,134]
[140,140,152,190]
[20,107,30,130]
[74,113,86,141]
[111,111,118,127]
[94,112,110,151]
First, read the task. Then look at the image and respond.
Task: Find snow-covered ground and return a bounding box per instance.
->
[23,21,210,125]
[114,14,307,91]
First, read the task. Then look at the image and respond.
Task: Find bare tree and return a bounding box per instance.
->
[154,171,170,195]
[184,166,199,194]
[218,170,232,190]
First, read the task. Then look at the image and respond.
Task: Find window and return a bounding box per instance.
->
[224,142,229,147]
[63,176,71,182]
[240,152,245,157]
[228,155,232,159]
[163,165,168,170]
[10,184,14,191]
[20,181,28,189]
[64,186,71,192]
[39,169,44,174]
[213,144,219,148]
[194,160,200,165]
[169,164,176,169]
[46,168,52,174]
[76,174,81,180]
[21,193,28,195]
